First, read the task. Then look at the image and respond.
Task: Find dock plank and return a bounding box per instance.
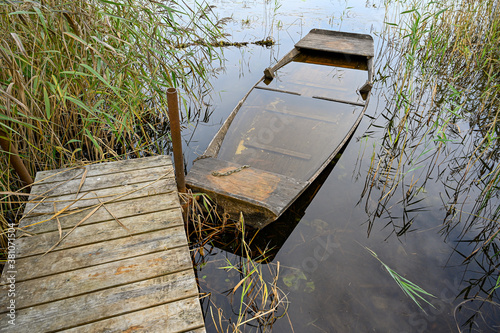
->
[0,156,205,332]
[23,177,175,215]
[0,271,198,332]
[60,297,205,333]
[14,209,182,258]
[34,155,172,184]
[30,164,173,198]
[10,226,187,281]
[19,192,180,233]
[0,247,191,311]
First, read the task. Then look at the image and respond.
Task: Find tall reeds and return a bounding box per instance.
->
[0,0,224,248]
[364,0,499,245]
[362,0,499,324]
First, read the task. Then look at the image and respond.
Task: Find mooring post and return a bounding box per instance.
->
[167,88,186,193]
[0,129,33,186]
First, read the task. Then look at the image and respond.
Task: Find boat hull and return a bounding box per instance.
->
[186,29,374,229]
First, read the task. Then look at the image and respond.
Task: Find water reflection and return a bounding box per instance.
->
[179,0,499,332]
[356,1,500,331]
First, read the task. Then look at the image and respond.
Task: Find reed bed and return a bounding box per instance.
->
[362,0,499,328]
[364,0,499,252]
[0,0,224,252]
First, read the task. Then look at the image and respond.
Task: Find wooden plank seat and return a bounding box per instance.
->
[186,157,308,229]
[295,29,375,57]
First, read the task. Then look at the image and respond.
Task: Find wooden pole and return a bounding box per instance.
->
[166,88,186,193]
[0,129,33,186]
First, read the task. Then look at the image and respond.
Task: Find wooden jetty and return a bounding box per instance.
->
[0,156,205,332]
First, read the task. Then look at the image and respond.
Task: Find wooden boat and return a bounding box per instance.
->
[210,151,345,262]
[186,29,374,229]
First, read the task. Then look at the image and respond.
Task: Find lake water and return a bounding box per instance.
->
[180,0,500,332]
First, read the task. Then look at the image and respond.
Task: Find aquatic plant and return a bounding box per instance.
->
[0,0,224,251]
[364,0,500,257]
[361,0,500,327]
[183,194,290,332]
[364,246,436,313]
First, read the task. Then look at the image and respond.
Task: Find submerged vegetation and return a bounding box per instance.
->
[365,246,436,313]
[367,0,499,233]
[183,193,289,332]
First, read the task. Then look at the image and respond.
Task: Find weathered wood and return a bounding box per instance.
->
[204,96,247,158]
[9,226,187,282]
[19,192,180,233]
[0,247,191,311]
[254,85,301,96]
[257,55,368,103]
[312,95,366,107]
[14,209,183,258]
[261,105,341,123]
[34,155,172,184]
[186,28,374,229]
[186,157,307,229]
[0,156,204,332]
[264,47,300,79]
[293,51,369,70]
[0,270,198,332]
[217,90,363,180]
[30,164,173,198]
[23,178,175,215]
[60,297,205,333]
[295,29,374,57]
[245,141,312,160]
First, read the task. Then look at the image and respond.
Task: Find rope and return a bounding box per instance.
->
[211,165,250,177]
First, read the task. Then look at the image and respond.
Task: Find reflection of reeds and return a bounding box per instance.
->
[365,0,500,250]
[183,194,289,332]
[362,0,499,327]
[365,0,499,229]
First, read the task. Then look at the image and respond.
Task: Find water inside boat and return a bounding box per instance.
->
[217,52,369,181]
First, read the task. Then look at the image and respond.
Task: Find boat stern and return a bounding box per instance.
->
[186,157,308,229]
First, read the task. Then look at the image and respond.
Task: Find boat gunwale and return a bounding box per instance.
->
[203,30,374,163]
[188,29,375,227]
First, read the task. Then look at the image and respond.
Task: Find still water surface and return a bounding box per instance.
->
[180,1,500,331]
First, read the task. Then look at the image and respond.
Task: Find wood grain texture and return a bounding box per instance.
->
[186,157,307,229]
[295,29,374,57]
[265,48,300,77]
[34,155,172,185]
[188,30,373,230]
[19,191,180,233]
[24,177,175,215]
[10,226,187,282]
[30,165,173,198]
[0,247,191,311]
[60,297,205,333]
[14,209,183,258]
[0,156,205,332]
[0,270,198,332]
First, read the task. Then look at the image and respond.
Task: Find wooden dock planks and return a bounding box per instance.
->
[0,155,205,332]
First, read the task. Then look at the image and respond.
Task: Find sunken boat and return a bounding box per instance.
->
[186,29,374,229]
